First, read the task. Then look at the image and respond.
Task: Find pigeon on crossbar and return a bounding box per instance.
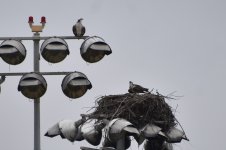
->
[128,81,149,93]
[72,18,86,37]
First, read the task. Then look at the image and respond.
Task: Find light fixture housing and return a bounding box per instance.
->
[80,36,112,63]
[0,40,26,65]
[18,73,47,99]
[105,118,140,144]
[81,119,104,146]
[61,72,92,99]
[40,37,69,63]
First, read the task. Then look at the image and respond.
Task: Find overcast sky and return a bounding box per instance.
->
[0,0,226,150]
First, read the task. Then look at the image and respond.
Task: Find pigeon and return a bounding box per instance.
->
[128,81,149,93]
[72,18,86,37]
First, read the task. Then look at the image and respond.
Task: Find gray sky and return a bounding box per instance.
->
[0,0,225,150]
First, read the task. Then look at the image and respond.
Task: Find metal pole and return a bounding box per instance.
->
[116,135,125,150]
[33,32,40,150]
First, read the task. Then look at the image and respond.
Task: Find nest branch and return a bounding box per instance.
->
[84,92,177,131]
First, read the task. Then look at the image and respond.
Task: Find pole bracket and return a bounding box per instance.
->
[0,75,6,93]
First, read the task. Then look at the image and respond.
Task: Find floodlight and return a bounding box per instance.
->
[61,72,92,98]
[40,37,69,63]
[18,73,47,99]
[80,36,112,63]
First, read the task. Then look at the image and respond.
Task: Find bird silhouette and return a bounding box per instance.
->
[72,18,86,37]
[128,81,149,93]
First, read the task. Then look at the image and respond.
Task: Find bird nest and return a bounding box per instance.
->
[87,92,176,132]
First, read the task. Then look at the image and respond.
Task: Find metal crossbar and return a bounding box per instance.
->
[0,71,74,76]
[0,35,89,41]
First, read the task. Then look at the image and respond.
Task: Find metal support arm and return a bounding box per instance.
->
[0,35,89,41]
[0,71,76,76]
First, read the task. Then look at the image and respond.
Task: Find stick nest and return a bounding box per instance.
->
[88,93,176,131]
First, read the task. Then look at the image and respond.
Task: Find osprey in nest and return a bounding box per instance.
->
[128,81,149,93]
[72,18,86,37]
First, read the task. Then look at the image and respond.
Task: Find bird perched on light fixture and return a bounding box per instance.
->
[72,18,86,37]
[128,81,149,93]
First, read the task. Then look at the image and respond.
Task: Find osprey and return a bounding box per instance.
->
[72,18,86,37]
[128,81,149,93]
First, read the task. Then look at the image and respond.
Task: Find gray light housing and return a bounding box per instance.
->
[61,72,92,98]
[40,37,69,63]
[80,36,112,63]
[18,73,47,99]
[0,40,26,65]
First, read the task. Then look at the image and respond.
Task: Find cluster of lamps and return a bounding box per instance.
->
[17,71,92,99]
[45,117,188,150]
[0,34,111,65]
[0,16,112,99]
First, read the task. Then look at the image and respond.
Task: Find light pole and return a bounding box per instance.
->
[0,17,112,150]
[33,32,41,150]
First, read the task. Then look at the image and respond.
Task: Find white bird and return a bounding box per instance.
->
[72,18,86,37]
[128,81,149,93]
